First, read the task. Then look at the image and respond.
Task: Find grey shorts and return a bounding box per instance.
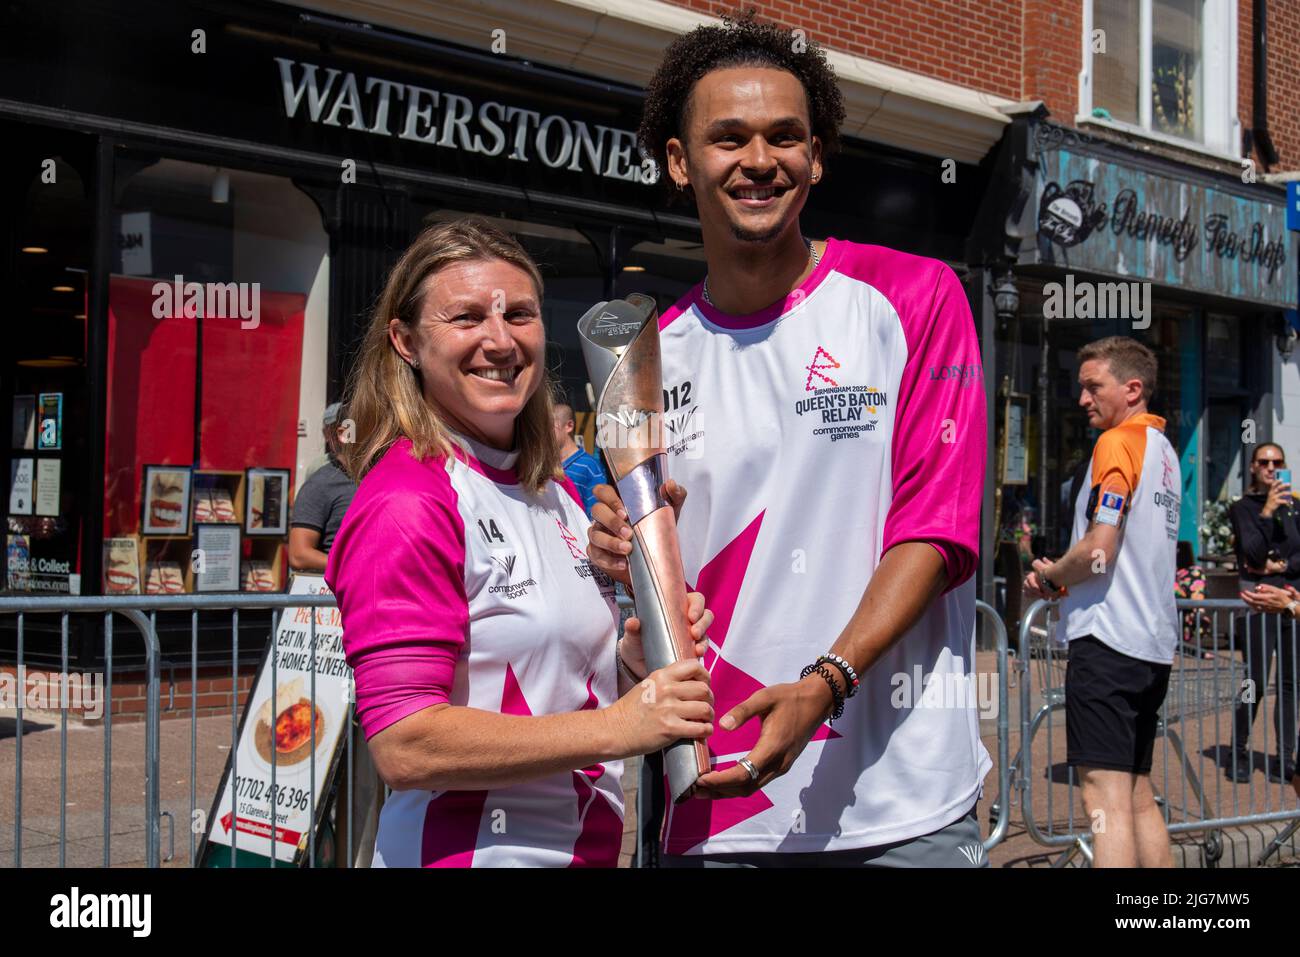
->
[660,801,987,868]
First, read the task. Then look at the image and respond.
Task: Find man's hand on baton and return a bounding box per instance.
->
[587,481,689,587]
[693,678,835,799]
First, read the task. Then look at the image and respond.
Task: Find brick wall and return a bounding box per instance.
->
[105,669,257,725]
[664,0,1020,99]
[1240,0,1254,164]
[1257,0,1300,170]
[1237,0,1300,170]
[1021,0,1080,120]
[0,664,256,725]
[663,0,1300,168]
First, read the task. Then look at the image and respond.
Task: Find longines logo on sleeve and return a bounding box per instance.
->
[793,347,886,443]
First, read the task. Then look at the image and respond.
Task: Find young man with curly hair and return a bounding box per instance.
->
[587,12,990,866]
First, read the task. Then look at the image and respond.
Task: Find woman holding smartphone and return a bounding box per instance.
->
[1228,443,1299,784]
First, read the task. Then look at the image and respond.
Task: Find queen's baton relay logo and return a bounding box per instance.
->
[794,346,886,443]
[592,310,643,337]
[804,346,840,391]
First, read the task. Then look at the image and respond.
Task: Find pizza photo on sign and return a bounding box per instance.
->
[254,677,326,767]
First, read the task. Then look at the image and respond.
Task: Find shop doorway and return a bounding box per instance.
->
[1,123,96,601]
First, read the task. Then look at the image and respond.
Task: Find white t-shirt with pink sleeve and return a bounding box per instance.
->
[324,434,623,867]
[656,237,991,855]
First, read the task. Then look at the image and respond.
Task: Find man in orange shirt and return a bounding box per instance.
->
[1025,336,1180,868]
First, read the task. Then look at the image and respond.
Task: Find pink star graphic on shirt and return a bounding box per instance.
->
[569,673,621,866]
[502,664,620,866]
[665,510,841,854]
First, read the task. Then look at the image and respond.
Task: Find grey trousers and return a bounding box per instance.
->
[660,802,988,868]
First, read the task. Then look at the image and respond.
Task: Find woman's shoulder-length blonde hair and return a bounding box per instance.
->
[340,216,563,492]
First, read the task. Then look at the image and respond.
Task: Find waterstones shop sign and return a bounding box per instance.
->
[1034,148,1297,308]
[273,57,657,185]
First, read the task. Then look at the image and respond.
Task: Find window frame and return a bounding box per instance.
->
[1078,0,1241,160]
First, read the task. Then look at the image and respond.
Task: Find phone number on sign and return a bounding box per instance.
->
[233,774,311,812]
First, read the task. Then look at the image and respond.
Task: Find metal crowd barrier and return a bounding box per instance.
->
[0,593,342,869]
[0,591,1013,868]
[981,599,1012,853]
[1010,598,1300,867]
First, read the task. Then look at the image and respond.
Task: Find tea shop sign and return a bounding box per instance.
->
[1033,149,1297,309]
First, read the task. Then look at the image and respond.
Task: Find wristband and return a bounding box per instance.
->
[799,661,845,723]
[1040,573,1063,595]
[817,653,860,698]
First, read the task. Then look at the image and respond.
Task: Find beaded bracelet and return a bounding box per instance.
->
[800,661,845,723]
[818,653,859,698]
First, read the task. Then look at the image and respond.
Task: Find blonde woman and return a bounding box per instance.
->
[325,218,713,867]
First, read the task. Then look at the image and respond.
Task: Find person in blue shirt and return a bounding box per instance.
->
[553,402,609,517]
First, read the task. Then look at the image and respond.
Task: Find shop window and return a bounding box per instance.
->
[1137,311,1185,430]
[1206,398,1246,501]
[4,149,92,595]
[616,237,703,314]
[1205,314,1243,391]
[104,159,328,596]
[1091,0,1142,126]
[1081,0,1238,156]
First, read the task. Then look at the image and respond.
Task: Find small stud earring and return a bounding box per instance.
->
[410,358,420,369]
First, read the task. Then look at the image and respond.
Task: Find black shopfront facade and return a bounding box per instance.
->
[0,0,988,667]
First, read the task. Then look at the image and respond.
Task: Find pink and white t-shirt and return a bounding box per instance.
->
[324,434,623,867]
[656,237,990,855]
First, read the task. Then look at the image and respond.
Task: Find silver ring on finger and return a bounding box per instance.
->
[737,757,759,782]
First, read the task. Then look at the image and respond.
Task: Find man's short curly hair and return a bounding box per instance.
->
[638,10,846,201]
